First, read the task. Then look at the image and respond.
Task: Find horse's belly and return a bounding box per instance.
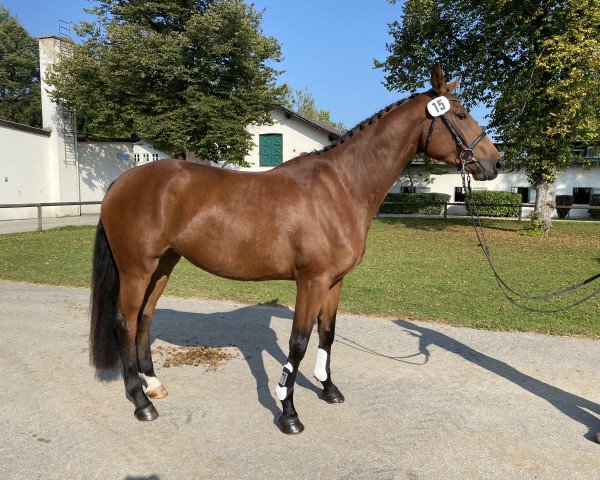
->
[173,237,294,281]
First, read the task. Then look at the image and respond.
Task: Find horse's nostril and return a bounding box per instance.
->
[496,159,503,170]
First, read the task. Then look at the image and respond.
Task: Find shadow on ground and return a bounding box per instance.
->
[391,319,600,442]
[124,476,160,480]
[150,304,321,422]
[101,302,600,443]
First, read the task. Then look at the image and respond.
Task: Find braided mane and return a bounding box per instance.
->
[308,93,420,156]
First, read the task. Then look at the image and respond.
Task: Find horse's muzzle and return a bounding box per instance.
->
[468,158,500,181]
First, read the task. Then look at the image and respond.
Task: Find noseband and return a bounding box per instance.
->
[422,93,487,173]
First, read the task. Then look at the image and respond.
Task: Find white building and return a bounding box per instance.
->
[392,152,600,218]
[0,35,598,221]
[240,105,341,171]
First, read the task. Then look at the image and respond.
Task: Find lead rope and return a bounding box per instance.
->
[460,166,600,313]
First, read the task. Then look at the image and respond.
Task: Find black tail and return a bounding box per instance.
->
[90,220,120,369]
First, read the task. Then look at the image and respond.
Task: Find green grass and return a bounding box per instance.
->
[1,219,599,336]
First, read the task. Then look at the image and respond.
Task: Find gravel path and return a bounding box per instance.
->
[1,280,599,479]
[0,214,99,234]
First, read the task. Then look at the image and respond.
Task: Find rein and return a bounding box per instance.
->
[460,166,600,314]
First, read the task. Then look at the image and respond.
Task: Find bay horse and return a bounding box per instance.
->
[90,66,502,434]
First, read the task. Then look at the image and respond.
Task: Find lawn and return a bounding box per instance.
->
[0,219,598,336]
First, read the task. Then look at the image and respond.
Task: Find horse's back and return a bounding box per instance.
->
[101,159,305,279]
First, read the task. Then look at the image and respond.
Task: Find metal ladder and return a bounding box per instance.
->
[58,20,77,167]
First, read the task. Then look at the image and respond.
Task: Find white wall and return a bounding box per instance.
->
[78,141,135,213]
[0,122,52,220]
[0,129,170,220]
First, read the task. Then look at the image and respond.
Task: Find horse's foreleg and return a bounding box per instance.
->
[116,274,158,421]
[315,279,345,404]
[276,276,330,434]
[137,251,181,400]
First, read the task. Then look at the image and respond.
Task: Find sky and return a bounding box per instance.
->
[1,0,488,129]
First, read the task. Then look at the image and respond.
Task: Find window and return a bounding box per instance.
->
[259,134,283,167]
[511,187,530,203]
[454,187,466,202]
[152,153,159,161]
[399,186,416,193]
[586,146,599,159]
[143,153,149,163]
[133,153,140,163]
[573,187,592,204]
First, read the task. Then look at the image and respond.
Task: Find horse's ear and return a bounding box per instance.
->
[431,65,447,96]
[447,78,459,94]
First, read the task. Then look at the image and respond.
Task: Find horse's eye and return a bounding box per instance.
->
[456,112,467,120]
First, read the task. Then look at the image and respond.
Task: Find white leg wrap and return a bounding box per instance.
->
[276,384,288,401]
[314,348,328,382]
[275,362,293,401]
[139,373,162,392]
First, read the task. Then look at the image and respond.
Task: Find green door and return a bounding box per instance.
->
[259,134,283,166]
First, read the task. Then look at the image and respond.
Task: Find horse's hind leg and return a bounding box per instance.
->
[315,279,345,404]
[137,251,181,400]
[116,271,159,421]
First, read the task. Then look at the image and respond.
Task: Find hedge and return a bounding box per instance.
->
[465,190,521,218]
[589,194,600,220]
[379,192,451,215]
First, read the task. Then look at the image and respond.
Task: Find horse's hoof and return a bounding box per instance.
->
[134,404,159,421]
[147,385,168,399]
[278,415,305,435]
[322,388,345,404]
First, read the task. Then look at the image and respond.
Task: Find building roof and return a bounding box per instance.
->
[0,119,51,137]
[276,105,344,140]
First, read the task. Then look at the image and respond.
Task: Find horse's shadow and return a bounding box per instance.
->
[149,303,320,421]
[391,319,600,442]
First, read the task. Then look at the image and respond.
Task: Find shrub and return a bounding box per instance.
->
[555,195,573,219]
[464,190,521,218]
[589,194,600,220]
[379,192,451,215]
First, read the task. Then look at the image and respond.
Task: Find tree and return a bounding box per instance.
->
[46,0,285,165]
[282,87,345,132]
[376,0,600,233]
[0,5,42,128]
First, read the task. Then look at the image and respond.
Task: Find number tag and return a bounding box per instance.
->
[427,96,450,117]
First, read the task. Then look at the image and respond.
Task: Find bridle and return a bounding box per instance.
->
[422,92,488,175]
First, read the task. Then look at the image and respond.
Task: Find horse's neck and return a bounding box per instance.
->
[330,101,423,218]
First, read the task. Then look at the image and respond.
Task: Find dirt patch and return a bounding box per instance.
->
[153,345,236,371]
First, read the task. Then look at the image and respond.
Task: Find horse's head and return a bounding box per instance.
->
[418,66,502,181]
